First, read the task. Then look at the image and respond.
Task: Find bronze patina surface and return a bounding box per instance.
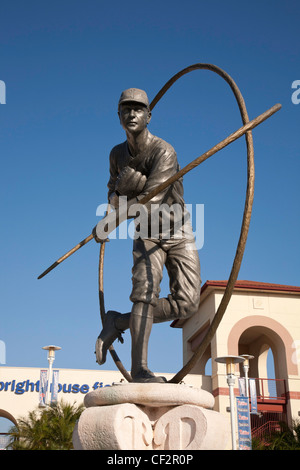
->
[38,64,281,383]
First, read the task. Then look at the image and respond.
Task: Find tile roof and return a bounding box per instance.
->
[201,280,300,293]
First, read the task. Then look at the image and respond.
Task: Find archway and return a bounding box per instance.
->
[0,409,17,427]
[227,315,298,379]
[0,409,17,449]
[0,409,17,429]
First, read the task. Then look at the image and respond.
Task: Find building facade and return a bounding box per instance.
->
[172,280,300,437]
[1,280,300,448]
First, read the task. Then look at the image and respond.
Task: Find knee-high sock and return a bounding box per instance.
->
[129,302,154,377]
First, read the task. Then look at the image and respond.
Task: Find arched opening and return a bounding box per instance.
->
[228,315,298,378]
[227,318,293,435]
[0,409,17,428]
[237,326,289,383]
[0,410,17,450]
[267,348,275,379]
[204,357,212,376]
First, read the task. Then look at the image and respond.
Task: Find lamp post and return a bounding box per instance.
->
[215,355,245,450]
[42,345,61,405]
[240,354,254,397]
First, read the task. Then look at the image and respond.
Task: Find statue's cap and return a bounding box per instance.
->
[118,88,149,110]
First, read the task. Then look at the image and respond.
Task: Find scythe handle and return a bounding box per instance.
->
[37,103,281,280]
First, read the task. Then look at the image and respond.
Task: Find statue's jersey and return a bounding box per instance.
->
[107,134,185,209]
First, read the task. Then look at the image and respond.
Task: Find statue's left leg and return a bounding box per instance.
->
[130,301,166,383]
[95,238,165,370]
[129,238,167,382]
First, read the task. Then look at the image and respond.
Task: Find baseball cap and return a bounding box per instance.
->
[118,88,149,110]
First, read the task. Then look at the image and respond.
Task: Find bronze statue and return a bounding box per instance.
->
[38,64,280,385]
[94,88,201,383]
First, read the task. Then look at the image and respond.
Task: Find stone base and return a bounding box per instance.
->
[73,383,230,450]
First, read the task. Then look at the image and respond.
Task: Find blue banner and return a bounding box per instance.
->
[249,378,258,414]
[236,396,252,450]
[51,370,59,403]
[39,369,48,407]
[238,377,246,396]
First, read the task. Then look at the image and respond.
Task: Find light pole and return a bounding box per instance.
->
[240,354,254,397]
[215,355,245,450]
[42,345,61,405]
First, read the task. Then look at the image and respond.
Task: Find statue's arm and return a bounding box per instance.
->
[107,148,119,205]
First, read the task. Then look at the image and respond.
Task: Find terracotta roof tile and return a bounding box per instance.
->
[201,280,300,293]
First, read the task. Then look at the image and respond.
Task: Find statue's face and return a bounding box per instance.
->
[119,102,151,135]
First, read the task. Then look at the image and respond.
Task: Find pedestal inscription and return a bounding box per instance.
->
[73,383,230,450]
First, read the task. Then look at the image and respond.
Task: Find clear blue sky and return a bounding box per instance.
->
[1,0,299,376]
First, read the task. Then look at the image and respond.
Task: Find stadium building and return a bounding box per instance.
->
[1,280,300,449]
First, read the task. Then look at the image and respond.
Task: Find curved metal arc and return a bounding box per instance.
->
[98,63,274,384]
[156,64,254,383]
[150,63,248,116]
[98,210,132,382]
[35,64,278,383]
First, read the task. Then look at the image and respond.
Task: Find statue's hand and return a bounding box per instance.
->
[92,225,102,243]
[92,225,110,244]
[115,166,147,198]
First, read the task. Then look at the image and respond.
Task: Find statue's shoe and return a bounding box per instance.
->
[95,311,124,365]
[131,368,167,383]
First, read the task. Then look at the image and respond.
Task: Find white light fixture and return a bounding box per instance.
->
[42,345,61,405]
[240,354,254,397]
[215,355,245,450]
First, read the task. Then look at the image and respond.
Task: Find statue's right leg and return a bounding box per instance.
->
[152,236,201,324]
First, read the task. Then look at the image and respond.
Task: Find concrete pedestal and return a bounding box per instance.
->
[73,383,230,450]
